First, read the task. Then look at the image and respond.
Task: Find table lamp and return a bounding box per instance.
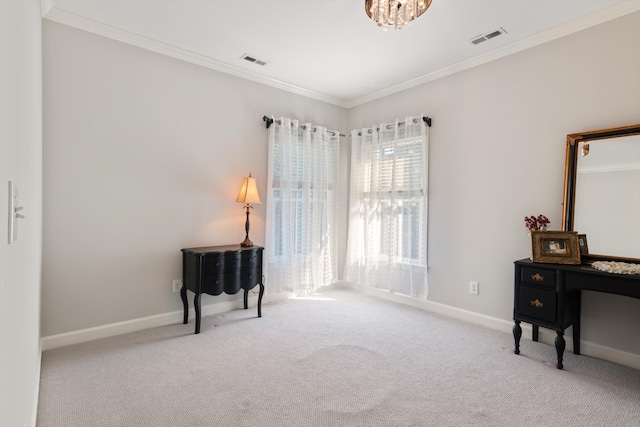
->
[236,173,261,247]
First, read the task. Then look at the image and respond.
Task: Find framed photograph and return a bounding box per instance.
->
[531,231,581,265]
[578,234,589,255]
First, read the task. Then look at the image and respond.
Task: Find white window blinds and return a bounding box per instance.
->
[345,116,429,298]
[265,117,341,295]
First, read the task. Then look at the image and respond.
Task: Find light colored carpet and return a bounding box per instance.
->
[37,287,640,426]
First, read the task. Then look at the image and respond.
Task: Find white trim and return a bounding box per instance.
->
[343,281,514,331]
[346,1,640,108]
[40,5,346,108]
[40,0,54,16]
[41,294,281,350]
[579,341,640,370]
[39,281,640,369]
[32,340,43,427]
[341,282,640,370]
[41,1,640,109]
[533,327,640,370]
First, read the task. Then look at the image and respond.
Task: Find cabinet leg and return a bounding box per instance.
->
[513,321,522,355]
[181,286,188,324]
[257,283,264,318]
[555,332,565,370]
[194,293,201,334]
[573,294,581,355]
[243,289,249,310]
[532,325,539,342]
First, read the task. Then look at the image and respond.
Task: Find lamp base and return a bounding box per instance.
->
[240,205,254,247]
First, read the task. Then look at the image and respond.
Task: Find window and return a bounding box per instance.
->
[265,118,340,294]
[345,116,429,298]
[364,135,426,265]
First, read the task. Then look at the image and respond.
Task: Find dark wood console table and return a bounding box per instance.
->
[513,258,640,369]
[181,245,264,334]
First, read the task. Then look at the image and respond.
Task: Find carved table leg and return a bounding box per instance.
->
[257,283,264,318]
[194,293,201,334]
[555,331,566,369]
[181,286,188,324]
[513,321,522,355]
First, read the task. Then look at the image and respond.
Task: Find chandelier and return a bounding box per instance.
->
[365,0,432,31]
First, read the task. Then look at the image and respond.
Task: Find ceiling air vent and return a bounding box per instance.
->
[241,54,268,66]
[470,27,507,45]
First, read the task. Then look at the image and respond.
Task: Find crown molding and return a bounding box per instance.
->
[345,0,640,108]
[41,2,349,108]
[40,0,54,16]
[42,0,640,110]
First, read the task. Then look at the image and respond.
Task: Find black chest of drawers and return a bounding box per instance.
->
[513,258,640,369]
[513,260,580,369]
[181,245,264,334]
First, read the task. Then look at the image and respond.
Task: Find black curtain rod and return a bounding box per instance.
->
[264,115,431,128]
[262,115,431,138]
[262,116,345,137]
[356,116,432,135]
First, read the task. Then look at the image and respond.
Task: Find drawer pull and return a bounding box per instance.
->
[531,273,544,281]
[531,299,544,308]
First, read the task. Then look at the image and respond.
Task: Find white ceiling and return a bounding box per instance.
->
[42,0,640,107]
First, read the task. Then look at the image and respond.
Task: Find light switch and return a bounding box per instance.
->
[8,181,23,244]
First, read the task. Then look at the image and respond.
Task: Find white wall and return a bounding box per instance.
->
[0,1,43,426]
[42,11,640,365]
[348,11,640,356]
[42,21,347,337]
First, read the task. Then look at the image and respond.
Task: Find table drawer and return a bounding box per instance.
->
[241,250,260,268]
[203,269,261,295]
[202,251,260,274]
[518,284,557,323]
[202,252,237,274]
[521,267,556,288]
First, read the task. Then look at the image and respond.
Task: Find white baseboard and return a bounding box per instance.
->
[531,327,640,370]
[41,284,640,370]
[32,340,43,426]
[341,282,640,371]
[340,282,513,330]
[41,294,279,351]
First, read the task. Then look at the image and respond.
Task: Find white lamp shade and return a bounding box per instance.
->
[236,175,261,204]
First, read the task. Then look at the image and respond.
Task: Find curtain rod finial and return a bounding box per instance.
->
[263,116,274,129]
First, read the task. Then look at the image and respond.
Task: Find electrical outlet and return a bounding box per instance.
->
[469,281,479,295]
[172,279,182,293]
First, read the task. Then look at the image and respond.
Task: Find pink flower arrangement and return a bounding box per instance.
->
[524,215,550,232]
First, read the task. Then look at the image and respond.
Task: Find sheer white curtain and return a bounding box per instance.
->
[345,116,429,299]
[265,117,341,295]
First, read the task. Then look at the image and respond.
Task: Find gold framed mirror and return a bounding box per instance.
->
[562,124,640,263]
